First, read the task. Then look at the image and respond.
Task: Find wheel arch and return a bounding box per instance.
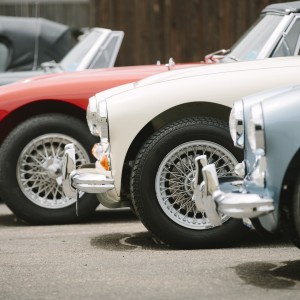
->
[279,148,300,243]
[0,100,87,145]
[281,148,300,204]
[120,101,231,199]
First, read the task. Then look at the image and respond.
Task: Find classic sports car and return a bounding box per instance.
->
[0,25,124,85]
[197,84,300,249]
[62,55,300,249]
[0,16,77,72]
[1,0,300,227]
[0,64,196,225]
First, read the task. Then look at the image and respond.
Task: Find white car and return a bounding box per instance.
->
[62,55,300,249]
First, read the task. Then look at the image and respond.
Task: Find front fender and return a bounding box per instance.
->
[107,66,300,195]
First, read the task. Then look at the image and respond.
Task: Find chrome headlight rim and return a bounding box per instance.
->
[86,95,99,136]
[97,100,109,141]
[86,95,109,140]
[229,99,244,148]
[247,103,265,154]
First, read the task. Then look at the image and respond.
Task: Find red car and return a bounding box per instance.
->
[0,63,196,224]
[1,1,300,224]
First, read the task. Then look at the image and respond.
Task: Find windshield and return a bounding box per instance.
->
[59,30,103,71]
[222,14,283,62]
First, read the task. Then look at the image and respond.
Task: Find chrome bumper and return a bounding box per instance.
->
[193,156,274,227]
[62,144,114,198]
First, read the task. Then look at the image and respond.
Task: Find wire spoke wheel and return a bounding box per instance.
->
[131,117,245,248]
[17,133,90,209]
[155,140,238,230]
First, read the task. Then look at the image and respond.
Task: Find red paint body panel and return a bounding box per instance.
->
[0,63,200,122]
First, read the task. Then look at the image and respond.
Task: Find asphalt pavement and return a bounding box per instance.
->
[0,203,300,300]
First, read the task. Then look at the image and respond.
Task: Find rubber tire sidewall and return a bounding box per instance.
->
[0,113,99,225]
[131,117,245,249]
[290,174,300,248]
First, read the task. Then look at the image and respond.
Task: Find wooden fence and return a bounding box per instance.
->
[0,1,90,29]
[90,0,294,66]
[0,0,295,66]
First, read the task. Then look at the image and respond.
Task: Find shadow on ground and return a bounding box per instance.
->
[234,260,300,289]
[0,204,293,252]
[91,231,170,251]
[0,204,138,227]
[91,229,293,252]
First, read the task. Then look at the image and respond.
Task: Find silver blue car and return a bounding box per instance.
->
[194,84,300,248]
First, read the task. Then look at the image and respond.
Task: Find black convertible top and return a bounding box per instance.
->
[263,1,300,14]
[0,16,76,71]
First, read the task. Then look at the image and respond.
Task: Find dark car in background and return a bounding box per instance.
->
[0,16,76,72]
[0,16,124,85]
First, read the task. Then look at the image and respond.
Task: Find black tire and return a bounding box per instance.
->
[290,174,300,248]
[250,218,281,239]
[130,117,246,249]
[0,113,99,225]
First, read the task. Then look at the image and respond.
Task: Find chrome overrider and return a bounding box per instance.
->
[192,155,275,227]
[62,143,114,199]
[62,93,124,207]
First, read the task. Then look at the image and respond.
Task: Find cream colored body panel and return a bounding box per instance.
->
[98,56,300,197]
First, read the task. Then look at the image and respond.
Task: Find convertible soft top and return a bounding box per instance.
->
[0,16,76,71]
[263,1,300,14]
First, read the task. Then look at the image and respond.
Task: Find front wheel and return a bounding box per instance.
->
[130,117,245,248]
[0,114,99,225]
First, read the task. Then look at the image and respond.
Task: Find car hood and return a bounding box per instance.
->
[0,63,199,100]
[10,62,198,85]
[91,56,300,105]
[136,56,300,88]
[26,63,199,83]
[0,70,45,86]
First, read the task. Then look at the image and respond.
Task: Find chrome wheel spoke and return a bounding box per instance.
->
[155,140,238,230]
[17,133,90,209]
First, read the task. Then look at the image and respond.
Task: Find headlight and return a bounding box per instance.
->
[247,103,265,154]
[86,95,109,140]
[229,100,244,148]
